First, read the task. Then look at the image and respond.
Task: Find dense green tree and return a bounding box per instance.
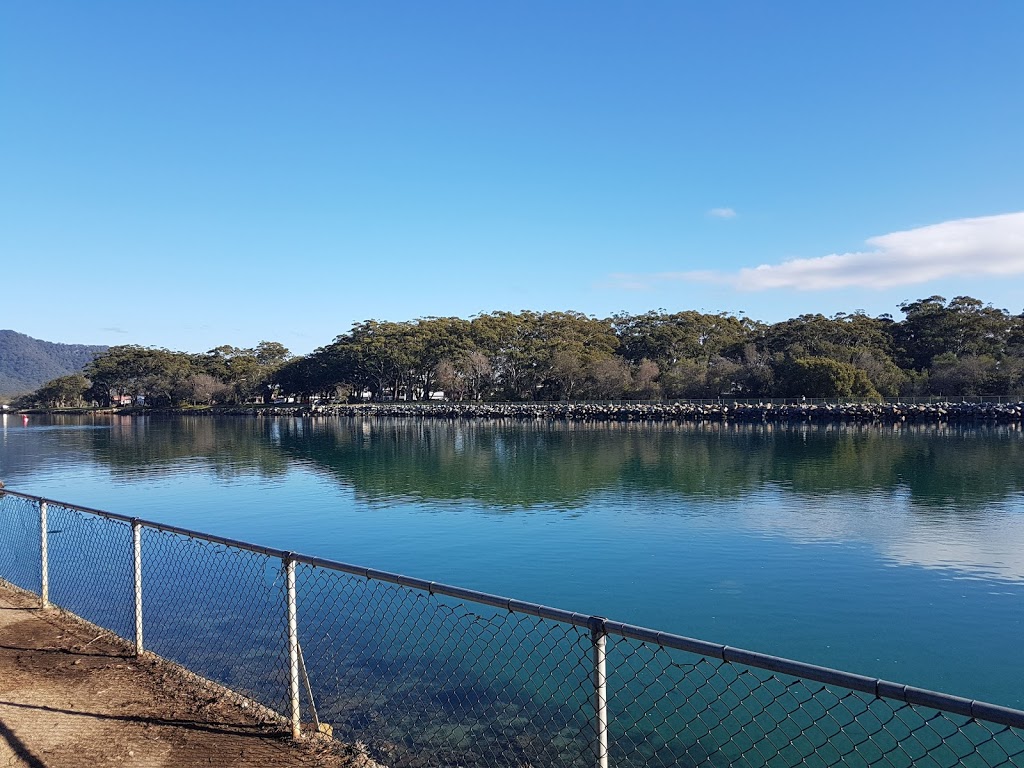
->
[407,317,474,400]
[254,341,290,367]
[929,354,1000,396]
[895,296,1015,371]
[86,346,193,406]
[613,310,751,368]
[83,342,290,407]
[276,349,354,400]
[470,311,547,399]
[536,312,618,399]
[201,342,291,403]
[468,311,617,400]
[755,313,892,358]
[745,312,902,398]
[783,357,881,400]
[334,320,419,401]
[732,345,775,397]
[22,373,91,408]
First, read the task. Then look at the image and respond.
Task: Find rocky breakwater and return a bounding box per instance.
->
[215,401,1024,424]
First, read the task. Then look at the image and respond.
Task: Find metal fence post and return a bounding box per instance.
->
[39,501,49,609]
[132,520,144,655]
[591,618,609,768]
[285,555,301,739]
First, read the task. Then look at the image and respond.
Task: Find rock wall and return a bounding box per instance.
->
[200,401,1024,424]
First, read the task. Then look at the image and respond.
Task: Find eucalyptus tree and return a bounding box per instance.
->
[927,354,1002,396]
[631,358,662,399]
[894,296,1014,371]
[754,312,894,360]
[25,373,91,408]
[747,312,904,397]
[85,345,152,404]
[585,356,633,399]
[470,311,546,399]
[275,350,354,401]
[407,317,474,400]
[202,342,292,403]
[86,346,196,406]
[783,357,880,399]
[613,310,753,398]
[434,350,493,401]
[612,310,751,368]
[533,311,619,400]
[334,320,419,401]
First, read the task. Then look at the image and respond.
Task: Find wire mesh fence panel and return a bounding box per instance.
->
[139,527,291,714]
[608,636,1024,768]
[46,502,135,639]
[0,493,42,594]
[3,491,1024,768]
[298,563,595,768]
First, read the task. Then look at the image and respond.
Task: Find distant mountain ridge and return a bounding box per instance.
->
[0,330,108,398]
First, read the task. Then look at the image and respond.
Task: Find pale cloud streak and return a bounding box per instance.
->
[615,211,1024,291]
[707,207,737,219]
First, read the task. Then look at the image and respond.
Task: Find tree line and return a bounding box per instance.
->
[15,342,291,409]
[14,295,1024,409]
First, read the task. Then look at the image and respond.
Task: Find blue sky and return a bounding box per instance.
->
[3,2,1023,354]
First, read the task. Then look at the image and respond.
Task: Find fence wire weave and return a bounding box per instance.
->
[0,492,40,594]
[608,637,1024,768]
[1,490,1022,768]
[140,526,291,714]
[46,502,135,639]
[299,563,594,767]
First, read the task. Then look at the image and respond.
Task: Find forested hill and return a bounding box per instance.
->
[0,330,107,398]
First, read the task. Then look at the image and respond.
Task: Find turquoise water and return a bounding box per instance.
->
[1,413,1022,710]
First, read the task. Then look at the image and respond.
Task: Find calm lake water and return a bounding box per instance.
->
[2,413,1023,709]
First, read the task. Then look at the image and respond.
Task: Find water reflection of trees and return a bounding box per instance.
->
[275,419,1024,512]
[5,415,290,481]
[9,415,1023,511]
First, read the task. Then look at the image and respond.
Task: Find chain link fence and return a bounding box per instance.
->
[1,489,1022,767]
[141,525,292,714]
[0,491,41,594]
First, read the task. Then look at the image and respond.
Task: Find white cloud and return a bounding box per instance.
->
[708,207,738,219]
[732,488,1024,583]
[615,211,1024,291]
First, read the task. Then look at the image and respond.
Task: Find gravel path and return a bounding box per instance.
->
[0,583,380,768]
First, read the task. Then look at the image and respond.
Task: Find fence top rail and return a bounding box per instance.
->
[0,489,290,560]
[4,487,1024,731]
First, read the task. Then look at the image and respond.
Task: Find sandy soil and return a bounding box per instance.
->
[0,583,382,768]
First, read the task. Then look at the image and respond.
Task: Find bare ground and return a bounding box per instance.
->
[0,583,382,768]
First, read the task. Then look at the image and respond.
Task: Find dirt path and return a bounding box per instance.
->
[0,583,380,768]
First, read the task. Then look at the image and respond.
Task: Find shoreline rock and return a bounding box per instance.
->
[156,401,1024,424]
